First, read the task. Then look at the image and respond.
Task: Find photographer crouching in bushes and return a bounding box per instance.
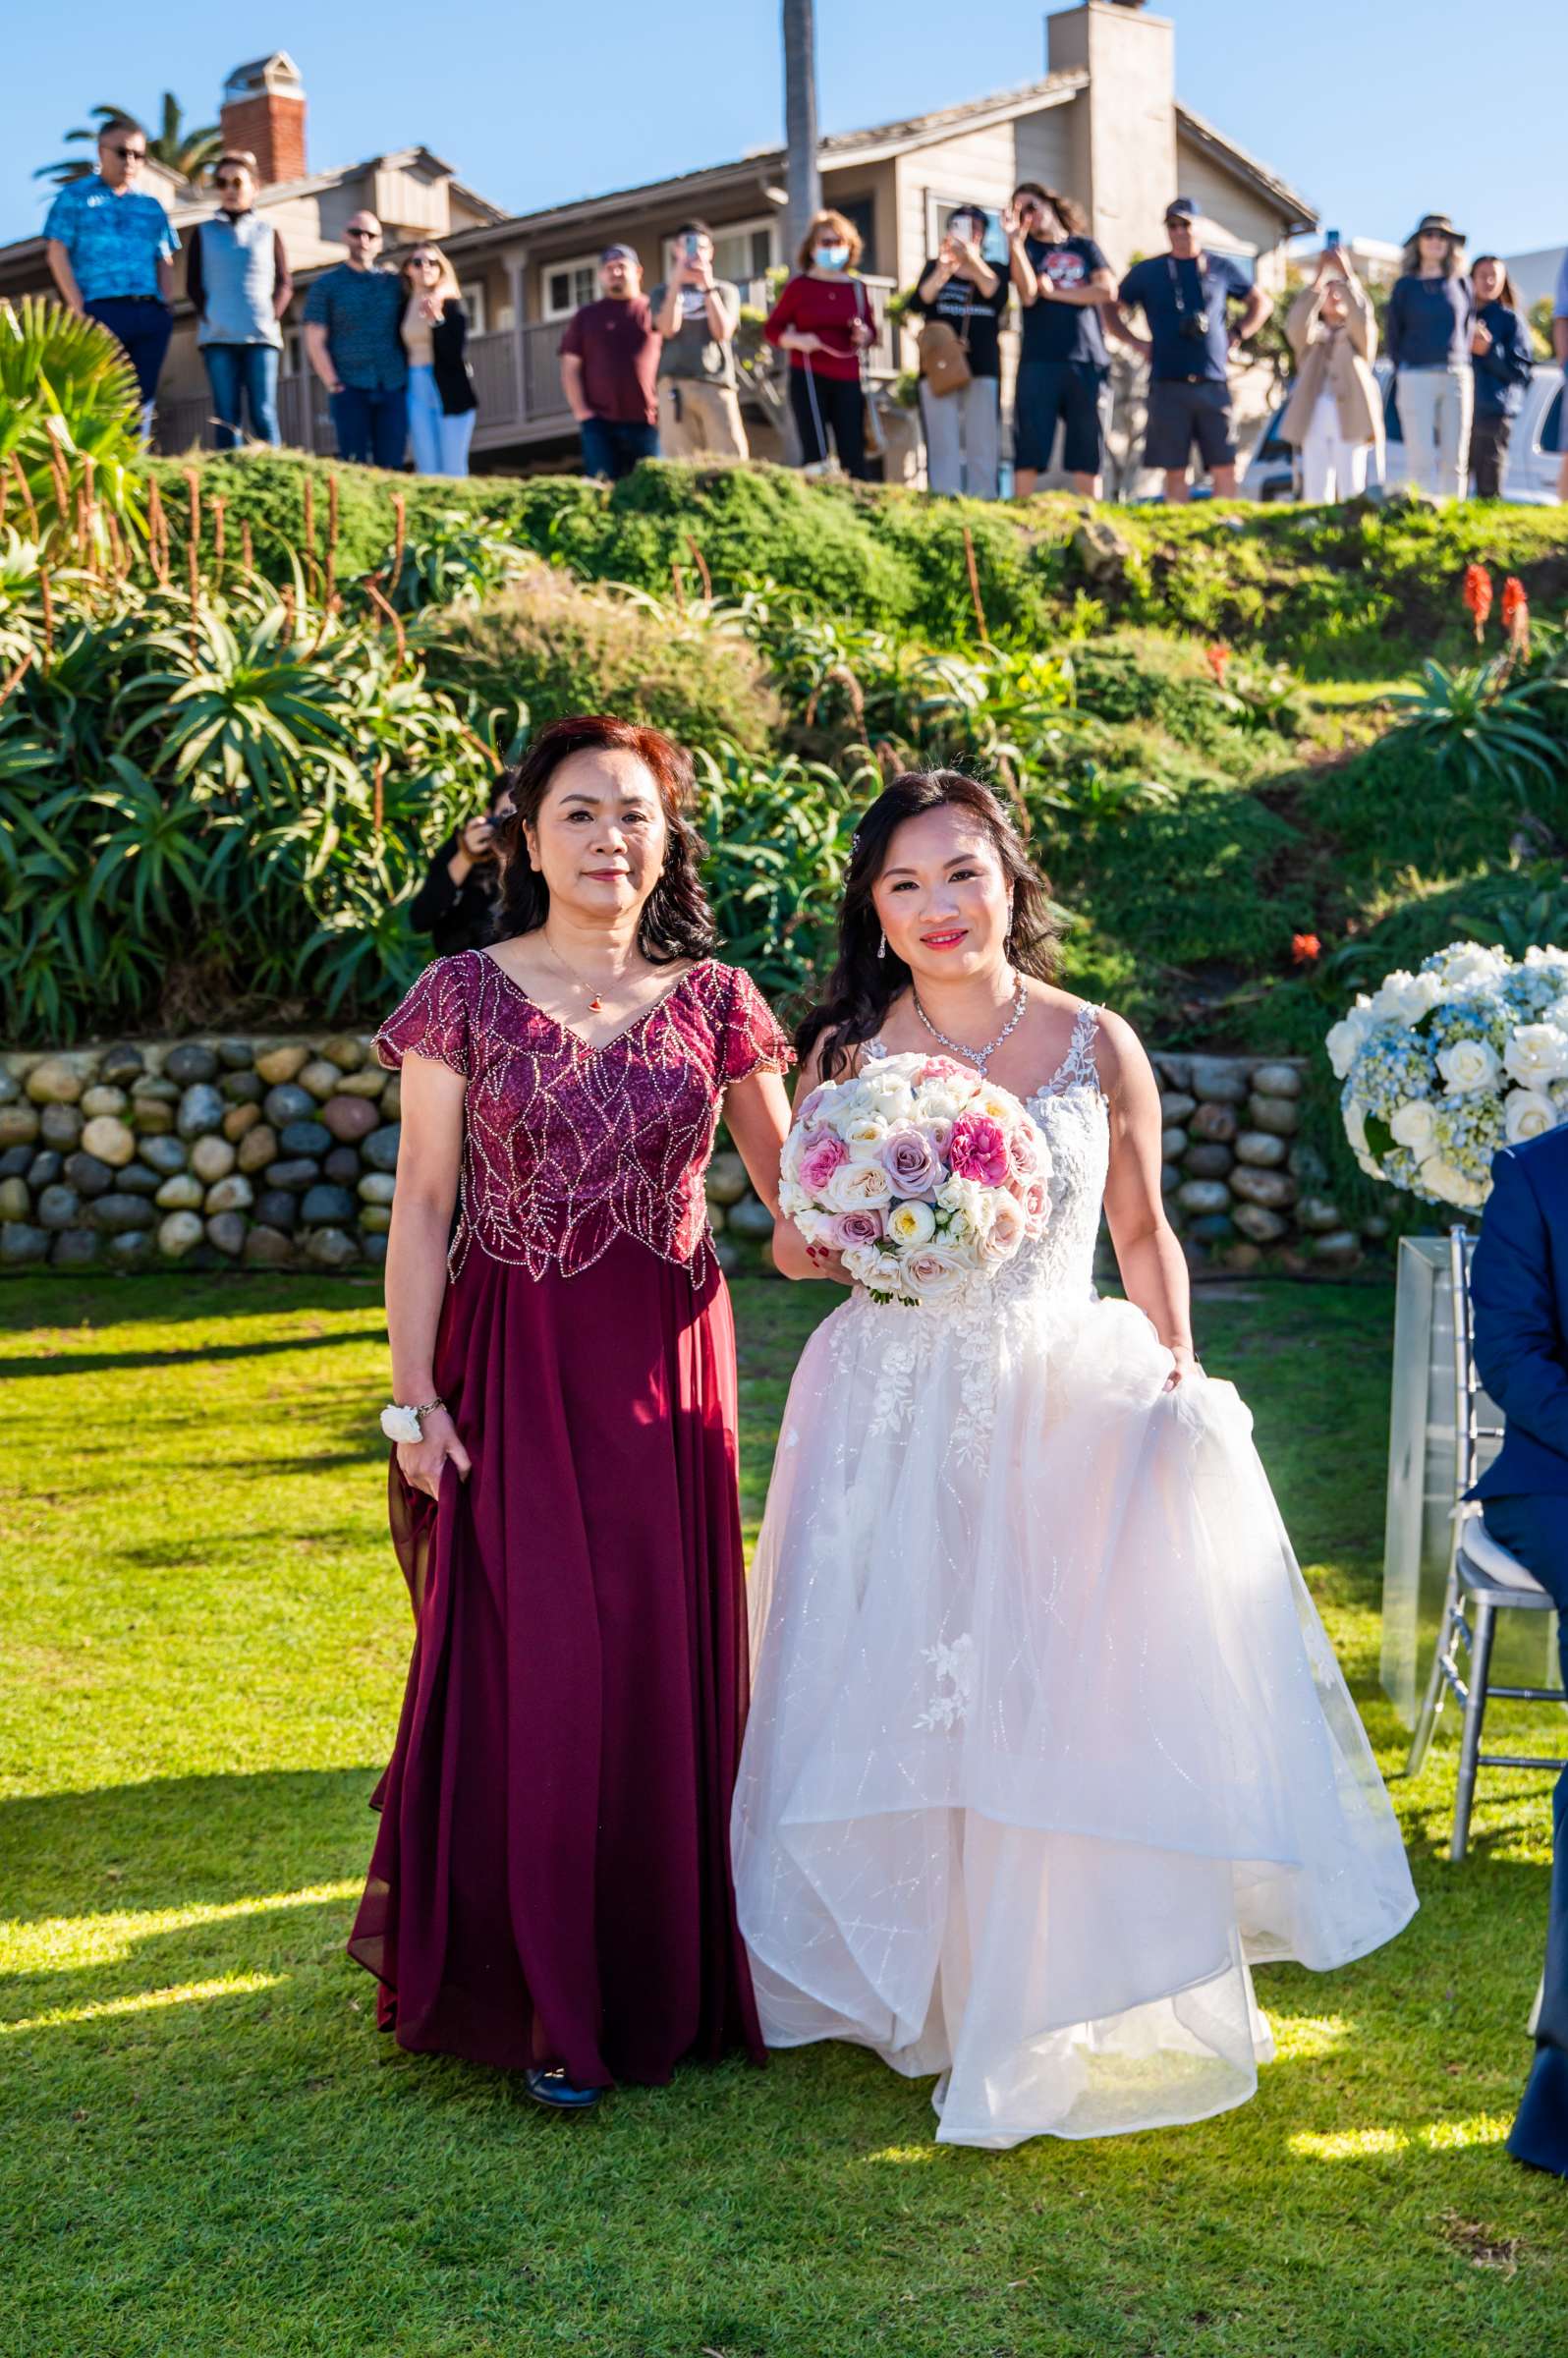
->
[409,769,518,954]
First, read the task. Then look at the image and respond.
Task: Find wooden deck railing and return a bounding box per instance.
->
[152,275,902,460]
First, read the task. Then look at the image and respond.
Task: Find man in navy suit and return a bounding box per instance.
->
[1471,1120,1568,2177]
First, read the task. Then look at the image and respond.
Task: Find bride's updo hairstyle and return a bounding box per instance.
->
[798,769,1058,1080]
[493,713,718,966]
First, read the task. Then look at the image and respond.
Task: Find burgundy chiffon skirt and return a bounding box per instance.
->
[348,1234,764,2085]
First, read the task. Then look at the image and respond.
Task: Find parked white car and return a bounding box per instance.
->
[1240,362,1564,502]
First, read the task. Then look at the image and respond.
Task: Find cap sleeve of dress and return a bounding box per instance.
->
[374,955,472,1076]
[721,965,795,1087]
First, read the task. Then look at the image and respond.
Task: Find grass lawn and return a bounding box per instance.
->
[2,1270,1564,2358]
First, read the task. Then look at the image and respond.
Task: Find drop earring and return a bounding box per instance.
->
[877,927,888,961]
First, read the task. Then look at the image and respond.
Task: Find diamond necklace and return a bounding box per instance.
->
[912,973,1027,1076]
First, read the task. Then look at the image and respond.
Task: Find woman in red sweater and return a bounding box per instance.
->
[764,209,878,480]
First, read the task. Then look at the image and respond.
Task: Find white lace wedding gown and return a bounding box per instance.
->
[732,1006,1418,2148]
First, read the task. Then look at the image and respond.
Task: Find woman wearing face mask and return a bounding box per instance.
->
[732,771,1418,2151]
[1386,212,1475,501]
[1279,247,1382,503]
[763,209,878,479]
[1467,256,1535,499]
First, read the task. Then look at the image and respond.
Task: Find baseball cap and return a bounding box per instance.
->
[1164,195,1200,222]
[600,243,639,264]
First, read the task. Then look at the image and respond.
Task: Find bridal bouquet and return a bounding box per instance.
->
[778,1051,1051,1306]
[1327,940,1568,1209]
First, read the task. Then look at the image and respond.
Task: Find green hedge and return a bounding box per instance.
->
[149,449,1568,677]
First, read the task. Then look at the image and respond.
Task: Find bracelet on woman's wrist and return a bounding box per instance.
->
[381,1397,445,1443]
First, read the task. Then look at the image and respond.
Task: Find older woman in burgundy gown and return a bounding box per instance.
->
[349,714,794,2107]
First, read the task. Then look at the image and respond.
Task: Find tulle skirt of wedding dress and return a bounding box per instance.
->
[732,1288,1419,2148]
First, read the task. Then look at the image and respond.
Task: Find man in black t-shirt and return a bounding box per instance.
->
[1108,196,1270,502]
[1007,183,1114,497]
[909,204,1011,498]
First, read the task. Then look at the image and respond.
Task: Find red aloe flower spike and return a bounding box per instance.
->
[1291,932,1321,965]
[1501,576,1530,656]
[1462,563,1493,644]
[1204,643,1231,685]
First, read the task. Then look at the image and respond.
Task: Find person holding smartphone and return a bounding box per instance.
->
[1006,183,1113,498]
[907,203,1010,499]
[409,772,518,956]
[650,222,748,461]
[1279,244,1381,503]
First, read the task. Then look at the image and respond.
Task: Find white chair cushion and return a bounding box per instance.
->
[1458,1509,1553,1599]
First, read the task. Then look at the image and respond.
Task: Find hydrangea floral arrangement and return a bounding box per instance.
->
[778,1051,1052,1306]
[1327,941,1568,1210]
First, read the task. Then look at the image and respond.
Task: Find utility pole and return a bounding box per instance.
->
[782,0,820,262]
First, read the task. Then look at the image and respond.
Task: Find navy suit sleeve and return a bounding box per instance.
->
[1471,1150,1568,1461]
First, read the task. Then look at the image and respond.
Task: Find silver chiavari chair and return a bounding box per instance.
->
[1405,1226,1566,1861]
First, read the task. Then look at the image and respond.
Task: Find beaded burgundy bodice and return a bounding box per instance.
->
[375,950,793,1282]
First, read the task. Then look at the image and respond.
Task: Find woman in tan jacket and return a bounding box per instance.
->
[1280,250,1382,502]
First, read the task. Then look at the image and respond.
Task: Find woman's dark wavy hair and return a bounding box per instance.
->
[797,770,1059,1081]
[492,714,717,965]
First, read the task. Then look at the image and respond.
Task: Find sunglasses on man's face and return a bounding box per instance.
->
[215,175,245,189]
[107,145,146,160]
[347,228,380,242]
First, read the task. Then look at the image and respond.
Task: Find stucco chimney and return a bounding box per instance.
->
[1044,5,1176,273]
[218,54,308,186]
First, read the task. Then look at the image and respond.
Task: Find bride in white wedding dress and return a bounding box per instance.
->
[732,771,1417,2150]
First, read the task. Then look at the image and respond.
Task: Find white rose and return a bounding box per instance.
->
[1504,1023,1568,1087]
[936,1173,995,1238]
[1342,1096,1383,1179]
[1436,1037,1503,1095]
[903,1244,970,1302]
[1420,1154,1486,1208]
[791,1207,840,1247]
[914,1084,970,1124]
[1389,1098,1438,1157]
[825,1158,893,1211]
[1504,1089,1560,1145]
[777,1176,810,1217]
[887,1198,936,1248]
[1434,944,1507,995]
[1370,971,1441,1027]
[1325,1006,1373,1079]
[834,1110,889,1149]
[841,1242,893,1291]
[857,1077,915,1124]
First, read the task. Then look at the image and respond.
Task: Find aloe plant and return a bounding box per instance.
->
[1384,656,1563,795]
[0,300,146,559]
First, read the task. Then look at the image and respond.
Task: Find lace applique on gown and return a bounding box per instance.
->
[732,1004,1417,2148]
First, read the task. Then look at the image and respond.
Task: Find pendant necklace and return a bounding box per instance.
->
[913,973,1027,1077]
[542,932,620,1014]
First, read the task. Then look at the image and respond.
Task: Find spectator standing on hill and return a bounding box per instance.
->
[1108,196,1269,504]
[401,245,478,477]
[187,151,292,449]
[560,246,662,481]
[1279,248,1381,503]
[1386,213,1474,502]
[303,214,408,470]
[763,210,878,481]
[651,223,748,461]
[1007,183,1113,498]
[1466,257,1534,499]
[907,203,1009,500]
[409,771,517,955]
[43,119,177,440]
[1551,252,1568,505]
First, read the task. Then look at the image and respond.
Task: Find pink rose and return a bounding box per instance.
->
[799,1132,849,1195]
[831,1207,885,1249]
[948,1113,1010,1189]
[1008,1122,1041,1181]
[915,1057,965,1083]
[795,1084,832,1128]
[1021,1176,1050,1233]
[880,1125,941,1198]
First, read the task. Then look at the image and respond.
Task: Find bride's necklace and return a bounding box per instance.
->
[912,972,1027,1076]
[541,930,634,1016]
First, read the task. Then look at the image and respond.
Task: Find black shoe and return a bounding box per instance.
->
[524,2065,602,2111]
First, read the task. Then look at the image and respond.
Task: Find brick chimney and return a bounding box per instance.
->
[219,53,308,186]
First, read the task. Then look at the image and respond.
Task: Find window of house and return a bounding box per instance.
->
[542,257,601,318]
[831,196,877,274]
[705,219,777,289]
[460,280,487,334]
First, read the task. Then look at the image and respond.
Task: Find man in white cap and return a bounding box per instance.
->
[559,245,662,480]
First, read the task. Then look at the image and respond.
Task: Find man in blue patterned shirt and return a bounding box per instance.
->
[44,120,178,437]
[303,212,408,469]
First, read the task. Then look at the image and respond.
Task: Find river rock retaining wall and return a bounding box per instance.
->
[0,1038,1377,1277]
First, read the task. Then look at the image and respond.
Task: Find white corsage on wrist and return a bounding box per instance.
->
[380,1399,443,1443]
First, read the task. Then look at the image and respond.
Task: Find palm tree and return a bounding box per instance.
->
[781,0,820,264]
[34,94,222,189]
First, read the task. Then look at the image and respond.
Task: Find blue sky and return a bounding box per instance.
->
[3,1,1564,257]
